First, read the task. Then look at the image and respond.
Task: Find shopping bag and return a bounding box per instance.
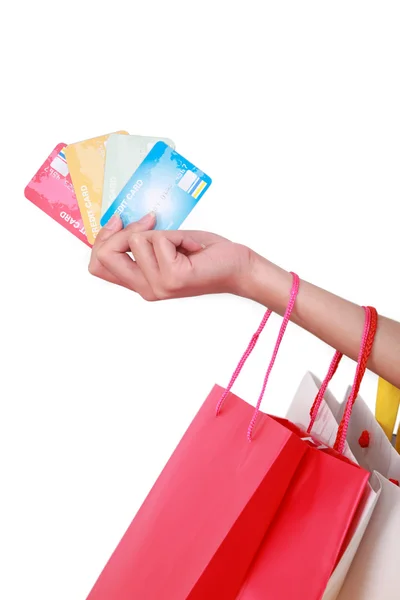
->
[236,307,376,600]
[338,472,400,599]
[87,274,309,600]
[287,372,380,600]
[339,384,400,481]
[375,377,400,451]
[288,308,400,600]
[318,381,400,599]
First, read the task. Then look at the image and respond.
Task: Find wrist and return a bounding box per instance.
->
[236,250,293,315]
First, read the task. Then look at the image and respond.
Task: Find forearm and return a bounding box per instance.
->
[243,252,400,388]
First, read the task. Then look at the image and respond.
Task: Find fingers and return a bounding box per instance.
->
[128,231,201,293]
[93,214,123,246]
[95,228,150,294]
[89,220,214,301]
[89,212,157,290]
[153,235,179,266]
[88,214,123,286]
[129,231,202,298]
[129,235,160,288]
[152,233,198,274]
[123,211,157,236]
[130,231,200,271]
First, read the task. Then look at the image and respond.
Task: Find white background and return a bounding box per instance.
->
[1,2,400,599]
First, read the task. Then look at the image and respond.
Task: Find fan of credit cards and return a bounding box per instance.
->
[24,131,212,247]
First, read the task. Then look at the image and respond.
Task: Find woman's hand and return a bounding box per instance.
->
[89,213,253,301]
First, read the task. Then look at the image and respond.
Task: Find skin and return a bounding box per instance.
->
[89,212,400,388]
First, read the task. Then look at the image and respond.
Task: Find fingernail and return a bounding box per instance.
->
[138,211,156,223]
[104,214,120,230]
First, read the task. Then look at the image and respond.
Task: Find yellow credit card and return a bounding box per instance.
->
[65,131,128,244]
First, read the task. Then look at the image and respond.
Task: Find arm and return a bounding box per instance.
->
[245,253,400,388]
[89,216,400,388]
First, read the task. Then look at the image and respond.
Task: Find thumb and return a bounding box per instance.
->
[124,211,157,235]
[94,212,157,247]
[94,214,123,246]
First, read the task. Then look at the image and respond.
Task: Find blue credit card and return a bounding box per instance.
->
[100,142,212,229]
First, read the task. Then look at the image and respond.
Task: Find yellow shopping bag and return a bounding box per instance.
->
[376,377,400,452]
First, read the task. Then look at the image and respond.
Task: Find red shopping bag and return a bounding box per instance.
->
[87,275,307,600]
[237,307,377,600]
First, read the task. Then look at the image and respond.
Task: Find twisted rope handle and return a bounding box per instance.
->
[334,306,378,453]
[307,350,343,433]
[215,309,273,415]
[247,273,300,441]
[215,273,300,441]
[307,306,378,453]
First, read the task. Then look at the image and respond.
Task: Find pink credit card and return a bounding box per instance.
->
[24,143,90,246]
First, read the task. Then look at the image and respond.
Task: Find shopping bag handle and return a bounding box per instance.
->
[308,306,378,453]
[216,272,300,441]
[308,306,375,432]
[335,306,378,452]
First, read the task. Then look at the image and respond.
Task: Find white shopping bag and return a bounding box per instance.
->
[337,471,399,599]
[287,373,380,600]
[335,387,400,481]
[320,386,400,599]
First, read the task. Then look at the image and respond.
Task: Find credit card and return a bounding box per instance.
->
[24,143,89,246]
[101,142,211,230]
[101,134,175,218]
[64,131,128,245]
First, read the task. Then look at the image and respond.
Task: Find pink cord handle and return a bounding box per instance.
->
[307,306,378,454]
[247,273,300,441]
[307,351,343,433]
[215,309,273,415]
[334,307,378,453]
[216,273,300,442]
